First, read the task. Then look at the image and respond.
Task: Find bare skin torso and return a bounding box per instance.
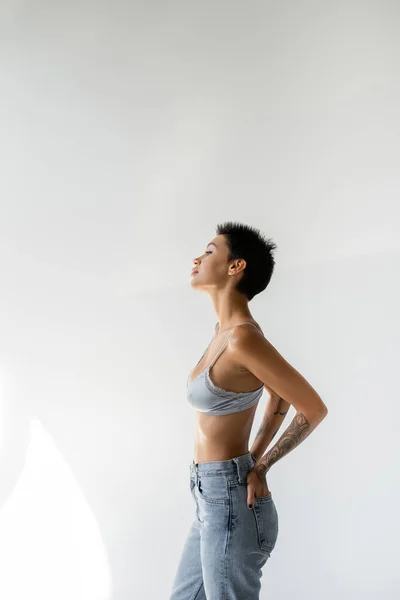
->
[188,320,265,464]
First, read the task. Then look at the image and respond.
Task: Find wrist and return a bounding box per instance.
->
[259,455,271,472]
[251,452,272,473]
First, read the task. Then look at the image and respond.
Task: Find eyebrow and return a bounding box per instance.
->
[207,242,217,249]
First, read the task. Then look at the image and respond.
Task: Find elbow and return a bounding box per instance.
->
[314,395,328,418]
[317,403,328,419]
[302,403,328,422]
[320,401,328,415]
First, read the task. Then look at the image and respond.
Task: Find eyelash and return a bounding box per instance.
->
[205,251,212,255]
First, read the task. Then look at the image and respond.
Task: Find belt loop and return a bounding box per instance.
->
[233,453,253,483]
[233,456,244,483]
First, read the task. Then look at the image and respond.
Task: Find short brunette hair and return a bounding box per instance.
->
[216,221,277,301]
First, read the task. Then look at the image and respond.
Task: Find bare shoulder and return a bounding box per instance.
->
[232,321,265,339]
[229,322,328,415]
[229,322,272,362]
[228,321,268,372]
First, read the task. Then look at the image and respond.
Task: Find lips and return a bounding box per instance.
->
[191,269,198,275]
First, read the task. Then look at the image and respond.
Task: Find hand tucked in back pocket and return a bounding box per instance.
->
[246,461,271,509]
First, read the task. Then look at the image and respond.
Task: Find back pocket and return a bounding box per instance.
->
[253,496,279,553]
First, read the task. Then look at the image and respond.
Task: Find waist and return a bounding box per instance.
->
[191,451,257,474]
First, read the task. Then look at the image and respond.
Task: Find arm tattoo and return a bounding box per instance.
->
[254,413,269,439]
[270,427,280,442]
[273,397,289,416]
[254,397,289,441]
[253,412,311,482]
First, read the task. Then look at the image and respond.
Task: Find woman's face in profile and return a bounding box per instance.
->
[191,236,229,290]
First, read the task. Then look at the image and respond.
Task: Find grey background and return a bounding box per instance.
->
[0,1,399,599]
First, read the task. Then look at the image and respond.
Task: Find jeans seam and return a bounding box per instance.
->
[190,580,204,600]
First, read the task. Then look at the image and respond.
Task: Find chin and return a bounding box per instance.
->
[190,278,203,290]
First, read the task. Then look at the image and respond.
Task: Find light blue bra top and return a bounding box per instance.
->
[187,322,264,416]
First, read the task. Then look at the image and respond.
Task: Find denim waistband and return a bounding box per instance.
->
[190,451,257,484]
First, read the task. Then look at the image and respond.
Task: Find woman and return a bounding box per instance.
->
[169,221,328,599]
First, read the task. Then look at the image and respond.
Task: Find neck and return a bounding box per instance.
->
[210,289,252,333]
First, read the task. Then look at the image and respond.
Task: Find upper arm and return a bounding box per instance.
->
[231,327,328,416]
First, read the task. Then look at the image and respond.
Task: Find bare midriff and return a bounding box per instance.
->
[193,403,259,463]
[189,321,264,464]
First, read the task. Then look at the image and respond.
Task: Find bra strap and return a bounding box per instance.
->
[207,322,259,369]
[207,331,235,369]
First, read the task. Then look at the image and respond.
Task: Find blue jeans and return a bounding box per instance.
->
[168,451,279,599]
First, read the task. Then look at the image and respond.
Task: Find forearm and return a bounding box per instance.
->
[250,396,291,462]
[254,407,327,475]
